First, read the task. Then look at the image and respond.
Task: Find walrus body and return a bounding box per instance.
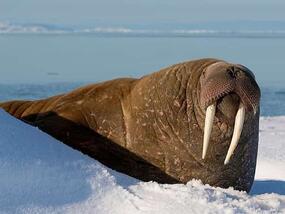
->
[0,58,260,192]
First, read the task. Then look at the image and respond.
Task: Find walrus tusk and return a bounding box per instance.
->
[224,102,245,165]
[202,102,217,159]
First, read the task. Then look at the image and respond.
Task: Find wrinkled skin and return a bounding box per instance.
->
[0,58,260,192]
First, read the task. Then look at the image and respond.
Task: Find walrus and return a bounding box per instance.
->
[0,58,260,192]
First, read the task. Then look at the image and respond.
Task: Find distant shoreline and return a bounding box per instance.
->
[2,21,285,38]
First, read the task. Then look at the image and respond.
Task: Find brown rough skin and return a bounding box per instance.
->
[0,58,261,192]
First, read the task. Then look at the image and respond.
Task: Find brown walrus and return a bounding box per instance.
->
[0,58,260,192]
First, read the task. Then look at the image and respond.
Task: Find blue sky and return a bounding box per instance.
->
[0,0,285,26]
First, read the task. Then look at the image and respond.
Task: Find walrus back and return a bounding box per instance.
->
[0,94,62,122]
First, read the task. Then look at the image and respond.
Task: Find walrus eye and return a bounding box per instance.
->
[202,102,246,165]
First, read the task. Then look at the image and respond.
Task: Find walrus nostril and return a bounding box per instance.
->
[227,67,237,79]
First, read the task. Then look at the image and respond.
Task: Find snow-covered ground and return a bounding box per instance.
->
[0,109,284,214]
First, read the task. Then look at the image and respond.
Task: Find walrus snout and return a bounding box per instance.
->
[199,62,260,164]
[199,63,260,113]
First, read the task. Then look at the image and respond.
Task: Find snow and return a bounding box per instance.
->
[0,108,284,214]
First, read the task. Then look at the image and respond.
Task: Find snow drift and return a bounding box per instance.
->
[0,109,284,213]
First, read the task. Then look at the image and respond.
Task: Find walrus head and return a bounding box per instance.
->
[199,61,261,164]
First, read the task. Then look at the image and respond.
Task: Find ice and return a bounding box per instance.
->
[1,21,285,38]
[0,109,284,213]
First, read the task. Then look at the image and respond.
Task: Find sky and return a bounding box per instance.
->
[0,0,285,26]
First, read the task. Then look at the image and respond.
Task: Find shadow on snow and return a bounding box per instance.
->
[251,180,285,195]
